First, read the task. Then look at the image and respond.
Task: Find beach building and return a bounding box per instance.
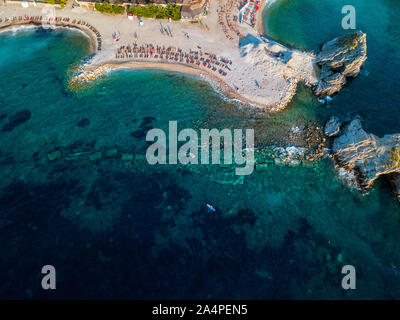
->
[75,0,102,9]
[180,0,208,19]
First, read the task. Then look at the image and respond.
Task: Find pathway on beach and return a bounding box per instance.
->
[0,2,318,111]
[64,0,77,10]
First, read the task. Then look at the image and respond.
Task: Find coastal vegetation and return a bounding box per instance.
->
[338,33,359,50]
[128,4,181,20]
[388,146,400,169]
[45,0,67,8]
[95,2,125,14]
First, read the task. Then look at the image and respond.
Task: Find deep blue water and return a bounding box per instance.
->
[0,4,400,299]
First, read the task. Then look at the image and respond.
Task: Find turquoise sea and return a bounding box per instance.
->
[0,0,399,299]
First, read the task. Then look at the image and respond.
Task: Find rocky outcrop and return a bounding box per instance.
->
[324,116,341,137]
[331,118,400,201]
[315,31,367,98]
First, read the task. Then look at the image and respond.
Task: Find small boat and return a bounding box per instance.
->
[207,204,216,212]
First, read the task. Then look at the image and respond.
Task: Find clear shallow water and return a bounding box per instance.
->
[0,21,399,299]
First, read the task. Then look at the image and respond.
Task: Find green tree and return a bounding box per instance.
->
[147,4,158,16]
[166,4,181,21]
[128,4,180,20]
[95,2,125,14]
[171,6,181,21]
[389,146,400,168]
[155,6,166,19]
[45,0,67,7]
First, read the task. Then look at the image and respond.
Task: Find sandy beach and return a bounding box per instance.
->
[0,1,318,111]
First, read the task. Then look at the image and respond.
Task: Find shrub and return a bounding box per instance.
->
[95,2,125,14]
[389,146,400,169]
[166,4,181,21]
[128,4,180,20]
[338,33,359,50]
[45,0,67,7]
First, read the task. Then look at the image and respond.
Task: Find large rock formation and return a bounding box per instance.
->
[315,31,367,98]
[330,118,400,201]
[324,116,341,137]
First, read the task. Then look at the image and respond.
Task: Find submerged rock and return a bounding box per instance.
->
[121,153,134,161]
[65,151,91,161]
[135,154,147,161]
[104,148,118,158]
[315,31,367,98]
[324,116,341,137]
[48,150,61,161]
[77,118,90,128]
[89,152,102,161]
[2,110,31,132]
[210,171,244,185]
[331,118,400,200]
[256,163,269,171]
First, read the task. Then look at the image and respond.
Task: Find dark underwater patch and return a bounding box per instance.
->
[63,140,96,154]
[77,118,90,128]
[235,208,257,226]
[1,110,31,133]
[130,116,156,139]
[0,165,361,299]
[0,150,14,165]
[0,178,87,298]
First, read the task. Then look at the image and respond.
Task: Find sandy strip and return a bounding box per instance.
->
[256,0,267,35]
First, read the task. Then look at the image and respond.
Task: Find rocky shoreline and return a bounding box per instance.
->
[314,31,367,98]
[325,117,400,202]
